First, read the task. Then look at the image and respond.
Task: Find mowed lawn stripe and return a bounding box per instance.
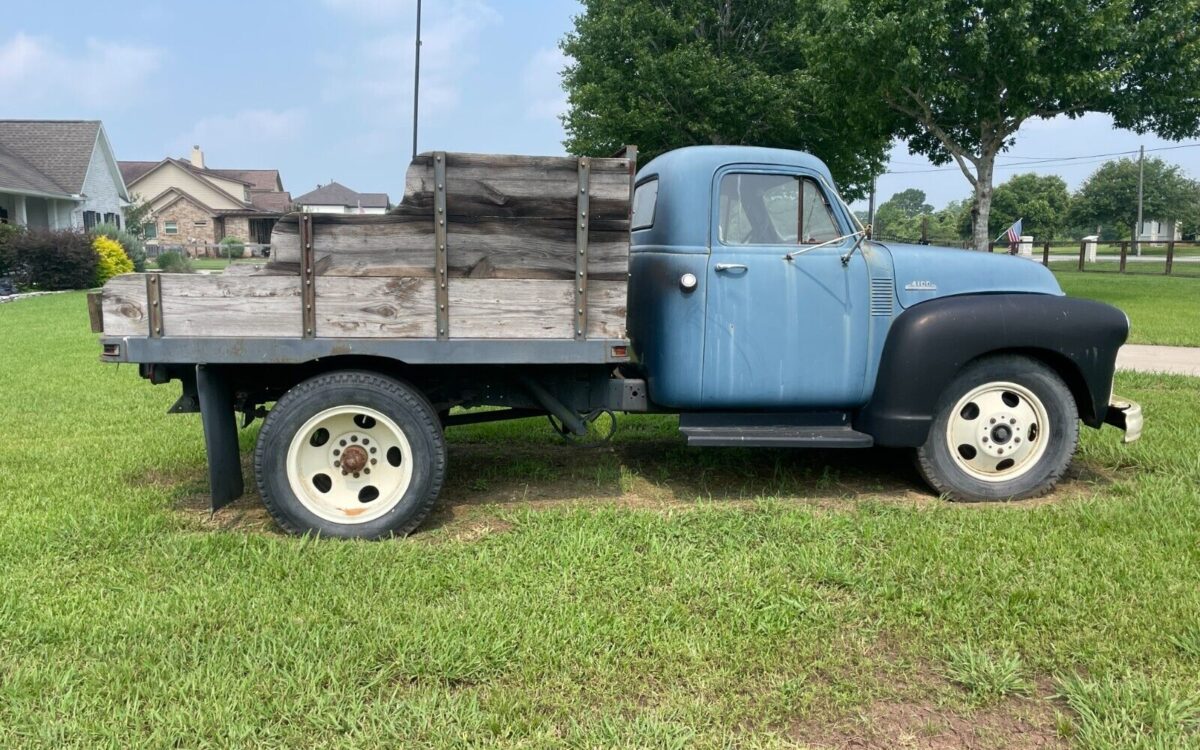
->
[0,292,1197,748]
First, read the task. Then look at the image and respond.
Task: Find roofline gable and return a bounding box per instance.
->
[81,123,131,202]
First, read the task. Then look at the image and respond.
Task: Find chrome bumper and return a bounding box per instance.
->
[1104,396,1144,443]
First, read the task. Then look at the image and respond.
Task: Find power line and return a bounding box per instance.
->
[881,142,1200,176]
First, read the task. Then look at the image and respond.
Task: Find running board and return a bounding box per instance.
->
[678,412,873,448]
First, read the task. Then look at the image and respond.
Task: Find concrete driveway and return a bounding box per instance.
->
[1117,345,1200,377]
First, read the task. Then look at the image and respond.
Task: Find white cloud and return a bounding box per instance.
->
[0,33,162,110]
[319,0,501,126]
[522,47,569,122]
[173,109,306,160]
[321,0,415,21]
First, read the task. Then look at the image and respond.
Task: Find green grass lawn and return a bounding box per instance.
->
[2,293,1199,748]
[1054,271,1200,347]
[148,257,262,271]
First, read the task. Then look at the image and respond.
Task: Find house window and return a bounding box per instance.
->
[143,222,157,240]
[164,220,178,235]
[83,210,98,230]
[194,220,208,227]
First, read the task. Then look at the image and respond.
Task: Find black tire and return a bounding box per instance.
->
[254,370,446,539]
[915,355,1079,502]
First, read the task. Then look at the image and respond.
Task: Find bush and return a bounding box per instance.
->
[219,236,246,259]
[6,230,97,290]
[92,222,147,272]
[93,235,133,285]
[0,223,22,278]
[155,251,193,274]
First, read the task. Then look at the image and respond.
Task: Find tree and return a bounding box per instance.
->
[561,0,893,198]
[808,0,1200,250]
[973,173,1072,242]
[872,190,970,243]
[123,194,153,239]
[885,188,933,219]
[1069,157,1200,240]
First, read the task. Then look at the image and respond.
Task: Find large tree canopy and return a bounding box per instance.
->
[1069,157,1200,239]
[807,0,1200,249]
[560,0,893,198]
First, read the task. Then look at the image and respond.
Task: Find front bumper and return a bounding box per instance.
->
[1104,396,1144,443]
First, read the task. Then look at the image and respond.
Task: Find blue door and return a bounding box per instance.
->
[701,168,871,409]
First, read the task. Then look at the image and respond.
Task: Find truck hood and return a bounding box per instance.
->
[879,242,1063,308]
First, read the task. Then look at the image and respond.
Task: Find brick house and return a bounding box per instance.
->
[119,146,292,255]
[0,120,129,230]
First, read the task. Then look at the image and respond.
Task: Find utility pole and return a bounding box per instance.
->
[412,0,422,161]
[1136,144,1144,256]
[867,175,877,237]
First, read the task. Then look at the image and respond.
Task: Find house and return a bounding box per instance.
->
[294,181,390,214]
[119,146,292,254]
[1137,218,1181,244]
[0,120,129,230]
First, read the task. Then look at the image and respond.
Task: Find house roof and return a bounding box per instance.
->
[118,160,159,186]
[294,181,389,209]
[210,169,283,193]
[0,120,103,197]
[249,190,293,213]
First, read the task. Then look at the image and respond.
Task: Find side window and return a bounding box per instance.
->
[800,178,840,243]
[718,173,842,246]
[719,173,797,245]
[631,178,658,230]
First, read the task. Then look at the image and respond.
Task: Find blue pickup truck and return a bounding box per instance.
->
[94,145,1141,539]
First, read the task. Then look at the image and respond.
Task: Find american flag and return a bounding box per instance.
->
[1002,218,1023,246]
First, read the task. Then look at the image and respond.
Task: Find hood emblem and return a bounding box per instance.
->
[905,281,937,291]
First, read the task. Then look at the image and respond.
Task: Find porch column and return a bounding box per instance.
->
[14,195,27,226]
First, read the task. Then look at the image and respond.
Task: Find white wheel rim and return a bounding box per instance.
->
[946,381,1050,483]
[285,405,414,525]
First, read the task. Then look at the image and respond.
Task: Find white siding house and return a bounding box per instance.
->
[294,181,390,214]
[0,120,129,230]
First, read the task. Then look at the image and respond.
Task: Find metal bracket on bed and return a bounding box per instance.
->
[434,151,450,340]
[145,273,163,338]
[575,156,590,341]
[300,213,316,338]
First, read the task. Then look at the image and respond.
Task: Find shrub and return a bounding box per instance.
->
[0,223,22,278]
[155,251,193,274]
[94,235,133,285]
[6,230,97,290]
[92,222,147,272]
[219,236,246,259]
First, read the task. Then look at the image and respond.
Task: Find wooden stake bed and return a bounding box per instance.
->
[100,150,635,352]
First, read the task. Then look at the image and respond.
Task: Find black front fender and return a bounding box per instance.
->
[856,293,1129,447]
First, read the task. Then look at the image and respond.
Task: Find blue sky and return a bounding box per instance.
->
[4,0,1199,209]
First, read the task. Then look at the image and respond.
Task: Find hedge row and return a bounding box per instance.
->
[0,225,144,291]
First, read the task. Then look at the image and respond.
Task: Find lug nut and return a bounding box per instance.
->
[333,449,340,456]
[364,468,371,475]
[353,472,360,479]
[370,458,377,465]
[334,460,341,467]
[363,438,369,445]
[351,436,358,443]
[369,447,376,454]
[339,439,346,446]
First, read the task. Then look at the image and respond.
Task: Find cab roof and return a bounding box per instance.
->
[637,146,835,186]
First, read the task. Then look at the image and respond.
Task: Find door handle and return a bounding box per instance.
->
[714,263,748,272]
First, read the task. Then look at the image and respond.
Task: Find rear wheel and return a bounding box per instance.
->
[255,370,445,538]
[916,355,1078,502]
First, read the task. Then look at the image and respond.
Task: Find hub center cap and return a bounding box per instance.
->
[991,424,1013,445]
[340,445,368,472]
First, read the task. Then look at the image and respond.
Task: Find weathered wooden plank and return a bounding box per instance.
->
[159,275,302,338]
[447,278,627,339]
[448,278,574,338]
[102,273,626,341]
[268,214,629,281]
[587,281,627,339]
[316,277,436,338]
[101,274,149,337]
[400,152,633,219]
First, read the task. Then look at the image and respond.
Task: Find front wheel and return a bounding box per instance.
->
[254,370,446,539]
[916,355,1079,502]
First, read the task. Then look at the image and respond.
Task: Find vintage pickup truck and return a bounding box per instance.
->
[91,145,1141,539]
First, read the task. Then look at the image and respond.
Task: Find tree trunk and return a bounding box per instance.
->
[971,156,995,252]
